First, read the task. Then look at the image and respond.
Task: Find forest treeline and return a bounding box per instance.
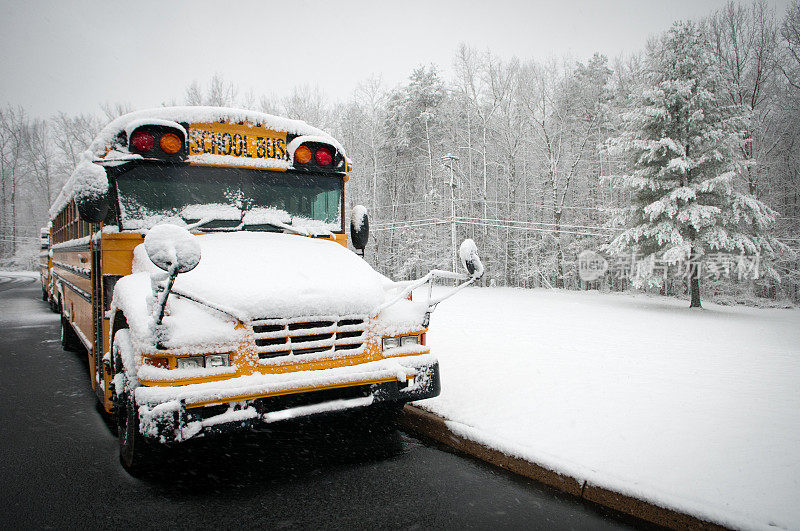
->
[1,0,798,303]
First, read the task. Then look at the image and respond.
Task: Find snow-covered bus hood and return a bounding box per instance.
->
[110,231,427,355]
[133,232,386,321]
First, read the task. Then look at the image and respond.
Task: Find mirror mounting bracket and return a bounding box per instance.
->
[154,264,179,326]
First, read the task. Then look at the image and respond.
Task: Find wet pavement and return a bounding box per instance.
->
[0,274,650,529]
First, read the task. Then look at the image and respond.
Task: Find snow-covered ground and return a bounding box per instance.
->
[418,287,800,531]
[0,271,39,279]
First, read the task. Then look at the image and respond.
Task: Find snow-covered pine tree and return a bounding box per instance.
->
[605,21,780,308]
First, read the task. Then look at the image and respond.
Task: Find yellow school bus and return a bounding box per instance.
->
[48,106,483,472]
[38,227,52,305]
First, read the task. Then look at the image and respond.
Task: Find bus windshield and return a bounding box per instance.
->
[114,164,343,233]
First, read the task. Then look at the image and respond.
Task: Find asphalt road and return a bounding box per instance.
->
[0,273,650,530]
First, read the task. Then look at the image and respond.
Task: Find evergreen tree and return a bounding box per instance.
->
[605,21,780,308]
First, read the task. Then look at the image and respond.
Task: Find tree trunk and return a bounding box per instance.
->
[690,274,702,308]
[689,244,702,308]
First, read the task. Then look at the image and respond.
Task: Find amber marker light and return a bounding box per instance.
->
[295,145,312,164]
[159,133,183,154]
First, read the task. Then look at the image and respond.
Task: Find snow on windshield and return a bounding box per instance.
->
[114,164,342,233]
[180,204,242,221]
[240,206,292,225]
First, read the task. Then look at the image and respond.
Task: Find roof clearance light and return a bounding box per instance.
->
[159,133,183,154]
[131,131,155,153]
[295,145,312,164]
[315,147,333,166]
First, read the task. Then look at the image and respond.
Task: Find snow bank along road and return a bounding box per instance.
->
[411,287,800,531]
[0,273,645,529]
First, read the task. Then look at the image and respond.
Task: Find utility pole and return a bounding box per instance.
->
[441,154,460,274]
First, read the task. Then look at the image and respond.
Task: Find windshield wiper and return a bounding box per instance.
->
[187,216,311,236]
[184,217,243,231]
[170,289,247,323]
[243,220,309,236]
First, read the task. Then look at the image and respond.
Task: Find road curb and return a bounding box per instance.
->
[399,405,728,531]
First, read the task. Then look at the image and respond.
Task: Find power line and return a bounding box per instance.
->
[375,216,618,233]
[368,200,449,211]
[453,216,618,232]
[368,199,612,213]
[371,217,613,238]
[372,220,450,232]
[453,220,611,238]
[456,199,611,212]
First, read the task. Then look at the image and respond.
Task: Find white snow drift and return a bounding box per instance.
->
[418,287,800,531]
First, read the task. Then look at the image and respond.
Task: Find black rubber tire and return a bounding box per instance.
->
[117,389,156,474]
[60,313,82,352]
[41,285,47,301]
[114,331,155,474]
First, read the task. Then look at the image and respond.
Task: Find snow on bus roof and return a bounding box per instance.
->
[90,106,341,156]
[49,106,345,218]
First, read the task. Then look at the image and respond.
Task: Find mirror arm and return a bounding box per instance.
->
[374,272,434,314]
[374,269,473,315]
[419,275,478,327]
[154,264,179,326]
[429,276,476,307]
[429,269,469,281]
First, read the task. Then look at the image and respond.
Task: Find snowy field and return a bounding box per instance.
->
[418,287,800,531]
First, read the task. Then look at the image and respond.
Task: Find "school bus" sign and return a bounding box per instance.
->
[187,122,290,162]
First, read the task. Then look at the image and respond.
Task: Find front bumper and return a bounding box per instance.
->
[135,355,440,443]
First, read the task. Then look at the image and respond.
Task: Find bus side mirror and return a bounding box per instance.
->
[350,205,369,255]
[76,195,109,224]
[145,224,201,274]
[145,224,201,327]
[459,239,485,280]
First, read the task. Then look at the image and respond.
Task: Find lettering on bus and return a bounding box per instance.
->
[187,125,289,162]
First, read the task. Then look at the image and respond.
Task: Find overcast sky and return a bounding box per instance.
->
[0,0,791,119]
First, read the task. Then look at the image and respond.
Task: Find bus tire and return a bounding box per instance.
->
[114,332,155,474]
[60,313,82,352]
[41,285,47,301]
[117,389,156,474]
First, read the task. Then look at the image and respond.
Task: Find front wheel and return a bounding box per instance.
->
[117,389,156,473]
[113,330,155,474]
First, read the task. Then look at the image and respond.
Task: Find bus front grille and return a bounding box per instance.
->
[251,316,367,361]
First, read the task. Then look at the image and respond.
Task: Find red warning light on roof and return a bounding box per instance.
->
[315,147,333,166]
[131,131,155,153]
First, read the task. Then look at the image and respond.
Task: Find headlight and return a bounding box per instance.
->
[383,335,421,351]
[205,353,230,367]
[382,337,401,350]
[401,335,419,346]
[176,356,204,369]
